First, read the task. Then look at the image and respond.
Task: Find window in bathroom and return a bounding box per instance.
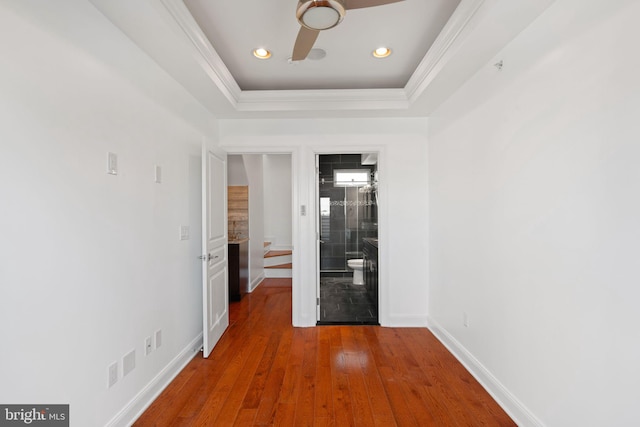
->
[333,169,370,187]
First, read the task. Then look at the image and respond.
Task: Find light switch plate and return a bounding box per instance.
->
[155,329,162,349]
[107,362,118,388]
[154,165,162,183]
[123,350,135,377]
[107,152,118,175]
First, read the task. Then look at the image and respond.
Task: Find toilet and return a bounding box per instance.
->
[347,259,365,285]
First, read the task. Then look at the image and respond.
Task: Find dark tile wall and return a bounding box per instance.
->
[319,154,378,271]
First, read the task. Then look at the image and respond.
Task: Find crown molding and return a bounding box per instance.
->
[159,0,489,113]
[236,88,409,112]
[159,0,241,108]
[404,0,488,102]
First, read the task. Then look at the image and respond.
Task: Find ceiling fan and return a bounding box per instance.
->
[292,0,404,61]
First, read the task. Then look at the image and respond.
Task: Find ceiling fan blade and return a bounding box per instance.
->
[292,26,320,61]
[345,0,404,10]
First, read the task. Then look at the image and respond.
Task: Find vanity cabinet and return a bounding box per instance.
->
[228,239,248,301]
[363,238,378,313]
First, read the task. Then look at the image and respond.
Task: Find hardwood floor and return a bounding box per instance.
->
[134,279,515,426]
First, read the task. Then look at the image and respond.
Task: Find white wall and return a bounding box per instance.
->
[0,1,215,425]
[227,155,248,186]
[219,118,429,327]
[242,155,266,291]
[263,154,293,250]
[428,0,640,425]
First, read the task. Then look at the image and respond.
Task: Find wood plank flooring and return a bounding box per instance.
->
[133,279,515,426]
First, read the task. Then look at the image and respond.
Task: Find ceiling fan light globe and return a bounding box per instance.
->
[297,0,346,31]
[303,7,339,30]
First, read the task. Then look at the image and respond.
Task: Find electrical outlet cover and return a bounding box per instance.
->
[179,226,189,241]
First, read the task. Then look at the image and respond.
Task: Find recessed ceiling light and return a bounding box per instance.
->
[373,47,391,58]
[253,48,271,59]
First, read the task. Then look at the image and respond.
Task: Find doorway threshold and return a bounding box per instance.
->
[316,321,379,326]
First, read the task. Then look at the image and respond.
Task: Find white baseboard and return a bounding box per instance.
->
[105,333,203,427]
[427,317,545,427]
[248,273,265,292]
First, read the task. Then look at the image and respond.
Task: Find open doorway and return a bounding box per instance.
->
[226,154,293,301]
[317,154,379,325]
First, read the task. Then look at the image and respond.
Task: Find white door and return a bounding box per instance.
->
[202,146,229,358]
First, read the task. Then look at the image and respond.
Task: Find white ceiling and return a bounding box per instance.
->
[182,0,461,91]
[89,0,557,118]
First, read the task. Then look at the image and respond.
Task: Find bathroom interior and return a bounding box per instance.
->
[318,154,379,325]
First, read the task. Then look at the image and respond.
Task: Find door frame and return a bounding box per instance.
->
[314,151,382,324]
[223,148,299,324]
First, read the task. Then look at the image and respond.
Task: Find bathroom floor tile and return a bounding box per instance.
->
[318,277,378,325]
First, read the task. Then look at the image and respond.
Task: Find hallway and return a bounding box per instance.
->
[134,279,515,426]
